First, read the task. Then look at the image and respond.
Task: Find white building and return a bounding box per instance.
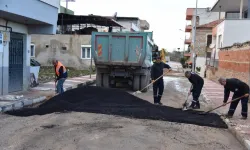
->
[184,8,225,76]
[0,0,59,95]
[210,0,250,60]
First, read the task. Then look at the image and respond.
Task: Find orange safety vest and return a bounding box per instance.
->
[55,61,66,77]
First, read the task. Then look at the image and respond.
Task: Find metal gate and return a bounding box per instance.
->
[9,33,24,93]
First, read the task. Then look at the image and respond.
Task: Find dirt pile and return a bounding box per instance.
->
[7,86,227,128]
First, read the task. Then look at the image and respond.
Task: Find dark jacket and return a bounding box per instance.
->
[55,66,68,80]
[151,62,171,80]
[224,78,249,103]
[188,72,204,92]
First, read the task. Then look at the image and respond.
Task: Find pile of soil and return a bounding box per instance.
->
[7,86,227,129]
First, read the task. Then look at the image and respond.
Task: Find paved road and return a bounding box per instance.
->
[0,76,244,150]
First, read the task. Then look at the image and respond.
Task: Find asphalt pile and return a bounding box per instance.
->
[7,86,228,129]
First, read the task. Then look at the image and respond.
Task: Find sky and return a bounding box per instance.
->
[61,0,218,52]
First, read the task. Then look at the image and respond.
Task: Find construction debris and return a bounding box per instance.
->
[7,86,227,129]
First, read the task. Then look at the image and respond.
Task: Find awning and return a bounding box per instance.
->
[211,0,248,12]
[57,13,123,27]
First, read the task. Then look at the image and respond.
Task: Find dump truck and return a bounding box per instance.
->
[91,32,154,91]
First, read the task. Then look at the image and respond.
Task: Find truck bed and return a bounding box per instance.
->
[91,32,152,67]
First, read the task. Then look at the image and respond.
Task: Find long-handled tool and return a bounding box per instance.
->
[199,95,246,115]
[133,70,170,95]
[182,93,190,111]
[182,85,193,110]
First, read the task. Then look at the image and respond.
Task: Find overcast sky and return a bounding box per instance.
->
[61,0,218,52]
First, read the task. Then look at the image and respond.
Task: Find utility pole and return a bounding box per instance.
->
[179,29,186,58]
[192,0,198,72]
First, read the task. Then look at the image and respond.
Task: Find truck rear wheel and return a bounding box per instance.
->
[133,75,140,91]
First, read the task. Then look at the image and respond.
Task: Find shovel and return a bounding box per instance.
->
[199,95,246,115]
[133,70,170,95]
[182,93,190,111]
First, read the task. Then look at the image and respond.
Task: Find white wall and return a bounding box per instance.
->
[0,18,30,94]
[223,20,250,47]
[195,57,206,77]
[192,9,225,26]
[215,21,225,59]
[40,0,60,8]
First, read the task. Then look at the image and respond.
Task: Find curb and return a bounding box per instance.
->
[201,92,250,150]
[0,79,96,113]
[223,119,250,150]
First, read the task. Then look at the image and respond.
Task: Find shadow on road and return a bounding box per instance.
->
[6,86,227,129]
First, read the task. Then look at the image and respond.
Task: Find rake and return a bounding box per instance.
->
[133,70,170,95]
[199,95,246,115]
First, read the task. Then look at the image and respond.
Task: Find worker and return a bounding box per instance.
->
[151,56,171,105]
[218,78,249,119]
[52,59,68,94]
[185,71,204,109]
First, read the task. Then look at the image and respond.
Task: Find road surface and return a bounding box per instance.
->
[0,76,244,150]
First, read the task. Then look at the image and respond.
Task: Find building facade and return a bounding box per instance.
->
[31,15,150,69]
[184,7,225,76]
[206,0,250,86]
[0,0,59,95]
[210,0,250,60]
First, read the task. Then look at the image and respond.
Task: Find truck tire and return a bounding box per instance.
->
[133,75,140,91]
[140,75,150,92]
[103,74,110,88]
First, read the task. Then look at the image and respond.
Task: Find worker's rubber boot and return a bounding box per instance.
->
[194,101,200,109]
[158,95,163,105]
[188,101,200,110]
[241,116,247,120]
[154,96,158,104]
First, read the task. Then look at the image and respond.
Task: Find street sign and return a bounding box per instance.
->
[2,31,10,42]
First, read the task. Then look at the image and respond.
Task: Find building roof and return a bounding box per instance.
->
[197,19,224,29]
[57,13,123,27]
[211,0,248,12]
[105,16,139,21]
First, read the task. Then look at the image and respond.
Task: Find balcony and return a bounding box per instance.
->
[186,8,194,20]
[185,25,192,32]
[185,39,192,44]
[0,0,59,34]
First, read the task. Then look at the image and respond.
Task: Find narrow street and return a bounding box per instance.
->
[0,75,244,150]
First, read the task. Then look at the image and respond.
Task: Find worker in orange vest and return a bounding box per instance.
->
[52,59,68,94]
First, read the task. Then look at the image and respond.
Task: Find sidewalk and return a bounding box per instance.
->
[0,75,96,112]
[202,79,250,149]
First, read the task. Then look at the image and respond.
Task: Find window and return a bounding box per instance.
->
[30,44,35,57]
[226,12,240,19]
[81,45,91,59]
[206,34,212,47]
[218,35,222,48]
